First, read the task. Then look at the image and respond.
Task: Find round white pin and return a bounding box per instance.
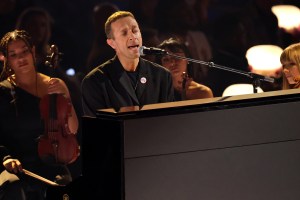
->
[140,77,147,84]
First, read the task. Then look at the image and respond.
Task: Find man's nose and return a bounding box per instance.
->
[128,31,137,40]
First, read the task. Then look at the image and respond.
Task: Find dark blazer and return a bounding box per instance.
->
[81,56,174,117]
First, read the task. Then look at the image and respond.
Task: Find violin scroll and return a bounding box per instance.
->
[45,44,60,68]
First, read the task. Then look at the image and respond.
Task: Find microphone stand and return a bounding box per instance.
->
[166,52,275,93]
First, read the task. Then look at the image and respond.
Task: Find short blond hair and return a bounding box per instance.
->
[280,43,300,66]
[104,11,135,39]
[280,42,300,89]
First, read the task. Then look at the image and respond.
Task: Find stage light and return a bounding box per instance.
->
[271,5,300,32]
[246,45,283,78]
[222,84,263,97]
[66,68,76,76]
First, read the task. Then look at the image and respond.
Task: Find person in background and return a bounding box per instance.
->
[15,6,82,112]
[129,0,159,30]
[154,0,212,84]
[140,27,160,63]
[0,30,79,200]
[206,11,252,97]
[81,11,174,117]
[239,0,281,48]
[157,37,213,101]
[280,42,300,89]
[85,2,119,74]
[15,6,83,179]
[15,7,52,74]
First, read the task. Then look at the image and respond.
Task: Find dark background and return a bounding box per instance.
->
[2,0,298,75]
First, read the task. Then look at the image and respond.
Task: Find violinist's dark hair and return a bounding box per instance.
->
[157,37,190,58]
[0,29,34,81]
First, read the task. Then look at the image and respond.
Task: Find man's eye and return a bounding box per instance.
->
[133,29,139,33]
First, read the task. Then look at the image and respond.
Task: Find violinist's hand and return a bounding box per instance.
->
[47,77,78,134]
[175,76,193,92]
[48,78,70,98]
[3,158,23,174]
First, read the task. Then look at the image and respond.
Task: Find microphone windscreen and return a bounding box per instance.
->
[139,46,167,56]
[139,46,145,56]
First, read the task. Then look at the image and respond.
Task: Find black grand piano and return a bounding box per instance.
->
[47,88,300,200]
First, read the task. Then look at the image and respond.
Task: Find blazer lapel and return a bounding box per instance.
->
[107,57,145,105]
[136,59,148,100]
[119,72,139,104]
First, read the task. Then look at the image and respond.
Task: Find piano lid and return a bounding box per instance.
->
[96,88,300,120]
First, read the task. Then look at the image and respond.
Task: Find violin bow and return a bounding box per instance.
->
[23,169,64,186]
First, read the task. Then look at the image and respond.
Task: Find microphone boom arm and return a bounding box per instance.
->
[166,52,274,93]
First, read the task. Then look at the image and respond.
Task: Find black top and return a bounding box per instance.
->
[81,56,174,117]
[0,80,69,181]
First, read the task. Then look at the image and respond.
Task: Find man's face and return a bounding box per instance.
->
[107,16,142,60]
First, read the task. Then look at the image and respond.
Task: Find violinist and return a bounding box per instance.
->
[156,37,213,101]
[0,30,78,200]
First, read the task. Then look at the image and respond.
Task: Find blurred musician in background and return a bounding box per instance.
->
[157,37,213,101]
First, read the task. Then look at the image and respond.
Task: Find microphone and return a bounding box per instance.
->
[139,46,167,56]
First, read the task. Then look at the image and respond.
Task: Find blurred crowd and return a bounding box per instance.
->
[1,0,300,98]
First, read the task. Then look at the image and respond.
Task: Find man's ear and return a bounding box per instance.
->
[107,38,116,49]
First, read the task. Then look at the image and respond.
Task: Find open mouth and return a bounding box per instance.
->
[128,45,139,49]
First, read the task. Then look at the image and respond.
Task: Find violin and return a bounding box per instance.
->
[38,44,80,165]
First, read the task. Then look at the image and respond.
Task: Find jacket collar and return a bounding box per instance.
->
[108,56,149,105]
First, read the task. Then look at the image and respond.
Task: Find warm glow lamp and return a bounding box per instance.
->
[222,84,264,97]
[246,45,283,78]
[271,5,300,31]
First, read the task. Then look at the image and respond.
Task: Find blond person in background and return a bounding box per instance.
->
[280,43,300,89]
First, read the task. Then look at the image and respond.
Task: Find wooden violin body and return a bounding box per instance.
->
[38,44,80,165]
[39,94,80,164]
